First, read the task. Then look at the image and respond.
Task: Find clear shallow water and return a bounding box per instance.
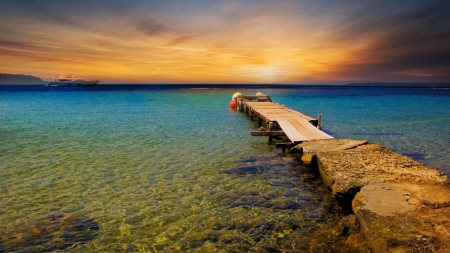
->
[1,85,449,252]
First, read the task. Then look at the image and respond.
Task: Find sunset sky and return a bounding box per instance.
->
[1,0,449,84]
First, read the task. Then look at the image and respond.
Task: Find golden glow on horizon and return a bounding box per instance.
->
[0,1,448,84]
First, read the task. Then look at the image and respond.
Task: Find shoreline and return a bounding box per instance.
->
[293,139,450,252]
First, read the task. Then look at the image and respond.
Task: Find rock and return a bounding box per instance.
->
[0,213,99,252]
[353,182,450,252]
[297,138,450,252]
[249,244,282,253]
[334,215,359,237]
[345,233,369,251]
[291,138,368,156]
[310,214,371,253]
[313,143,448,207]
[248,221,275,241]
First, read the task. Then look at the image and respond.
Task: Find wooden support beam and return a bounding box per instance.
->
[250,131,286,136]
[275,142,301,153]
[276,143,287,153]
[242,95,272,102]
[268,122,274,131]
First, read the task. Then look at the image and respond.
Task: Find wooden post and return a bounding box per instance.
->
[268,122,273,131]
[237,100,243,112]
[275,143,286,153]
[317,114,322,129]
[258,117,262,127]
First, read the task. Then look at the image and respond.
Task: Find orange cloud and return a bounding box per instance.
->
[0,1,449,84]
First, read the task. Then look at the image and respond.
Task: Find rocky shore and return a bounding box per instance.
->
[292,139,450,252]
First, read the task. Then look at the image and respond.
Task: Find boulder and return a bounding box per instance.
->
[353,182,450,252]
[293,139,450,252]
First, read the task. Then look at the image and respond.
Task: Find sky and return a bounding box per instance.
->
[0,0,449,84]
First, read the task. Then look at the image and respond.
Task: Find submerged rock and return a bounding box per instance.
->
[310,214,370,253]
[0,213,99,252]
[221,190,313,211]
[249,244,282,252]
[224,165,270,174]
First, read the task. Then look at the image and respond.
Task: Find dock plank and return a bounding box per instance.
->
[277,118,333,142]
[276,118,308,142]
[242,100,333,142]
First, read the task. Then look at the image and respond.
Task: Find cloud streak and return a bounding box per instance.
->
[314,0,450,82]
[0,0,449,83]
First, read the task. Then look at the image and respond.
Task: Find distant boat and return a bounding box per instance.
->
[46,74,99,87]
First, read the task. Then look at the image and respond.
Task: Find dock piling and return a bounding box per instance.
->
[318,114,322,129]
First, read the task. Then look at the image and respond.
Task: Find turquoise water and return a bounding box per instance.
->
[1,85,449,252]
[267,87,450,173]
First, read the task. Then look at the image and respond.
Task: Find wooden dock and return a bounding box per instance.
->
[233,92,333,145]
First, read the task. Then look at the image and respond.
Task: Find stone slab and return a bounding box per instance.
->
[291,138,368,155]
[315,143,447,200]
[293,138,450,252]
[353,182,450,252]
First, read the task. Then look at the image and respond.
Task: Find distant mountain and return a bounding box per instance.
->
[0,73,44,84]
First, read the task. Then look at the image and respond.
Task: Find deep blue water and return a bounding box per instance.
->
[1,85,449,252]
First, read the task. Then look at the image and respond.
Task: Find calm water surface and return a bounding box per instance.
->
[1,85,449,252]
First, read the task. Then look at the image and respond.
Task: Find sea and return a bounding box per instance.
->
[1,85,449,252]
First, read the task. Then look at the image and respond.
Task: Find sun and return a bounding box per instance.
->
[236,61,296,83]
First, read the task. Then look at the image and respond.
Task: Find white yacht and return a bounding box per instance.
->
[46,74,99,87]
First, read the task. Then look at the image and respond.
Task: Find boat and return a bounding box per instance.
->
[46,74,99,87]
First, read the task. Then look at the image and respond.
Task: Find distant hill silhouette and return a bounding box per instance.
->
[0,73,44,84]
